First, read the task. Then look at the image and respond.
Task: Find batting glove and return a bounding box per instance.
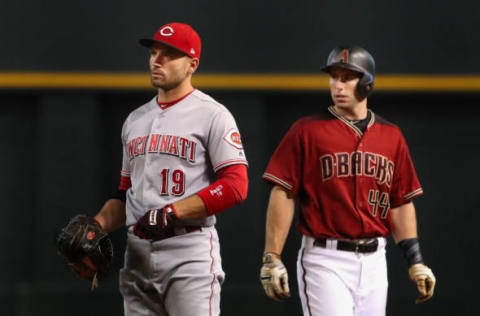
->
[133,204,180,240]
[408,263,436,304]
[260,252,290,301]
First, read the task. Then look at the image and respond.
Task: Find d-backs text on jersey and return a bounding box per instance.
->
[320,151,395,187]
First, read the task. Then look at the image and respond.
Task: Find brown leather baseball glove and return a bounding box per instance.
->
[56,214,113,291]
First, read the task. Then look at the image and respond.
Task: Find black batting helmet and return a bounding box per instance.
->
[322,45,375,100]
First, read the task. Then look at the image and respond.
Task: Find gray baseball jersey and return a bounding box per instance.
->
[120,89,248,227]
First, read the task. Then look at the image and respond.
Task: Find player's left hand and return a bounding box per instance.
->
[56,214,113,291]
[133,205,179,240]
[260,253,290,301]
[408,263,436,304]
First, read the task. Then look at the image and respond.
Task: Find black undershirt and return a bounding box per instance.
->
[348,111,371,133]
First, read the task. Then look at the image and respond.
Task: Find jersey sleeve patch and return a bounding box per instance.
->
[223,128,244,150]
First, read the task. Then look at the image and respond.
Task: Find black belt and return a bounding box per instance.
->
[151,226,202,241]
[313,238,379,253]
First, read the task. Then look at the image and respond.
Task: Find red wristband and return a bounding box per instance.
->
[198,164,248,215]
[197,179,237,215]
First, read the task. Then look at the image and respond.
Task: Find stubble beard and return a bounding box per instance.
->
[151,77,180,91]
[151,69,189,91]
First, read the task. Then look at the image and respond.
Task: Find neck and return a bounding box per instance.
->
[333,99,368,120]
[157,78,194,103]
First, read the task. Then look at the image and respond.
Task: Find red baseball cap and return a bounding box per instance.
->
[139,22,201,59]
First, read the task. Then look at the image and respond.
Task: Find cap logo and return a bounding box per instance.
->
[159,26,174,37]
[190,48,196,55]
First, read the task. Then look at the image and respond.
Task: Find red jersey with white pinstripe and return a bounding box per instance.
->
[263,106,423,239]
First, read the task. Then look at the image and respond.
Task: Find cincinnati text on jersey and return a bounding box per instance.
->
[127,134,197,162]
[320,151,395,187]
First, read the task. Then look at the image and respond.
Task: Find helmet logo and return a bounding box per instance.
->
[333,49,349,64]
[159,26,174,37]
[342,49,349,63]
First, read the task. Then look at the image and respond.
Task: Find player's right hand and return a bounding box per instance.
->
[133,205,179,240]
[408,263,436,304]
[260,252,290,301]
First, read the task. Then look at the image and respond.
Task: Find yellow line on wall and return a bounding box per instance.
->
[0,72,480,91]
[376,75,480,92]
[0,72,150,89]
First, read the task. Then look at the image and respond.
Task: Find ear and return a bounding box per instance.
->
[188,58,200,75]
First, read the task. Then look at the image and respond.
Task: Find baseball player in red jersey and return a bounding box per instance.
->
[259,46,436,316]
[92,22,249,316]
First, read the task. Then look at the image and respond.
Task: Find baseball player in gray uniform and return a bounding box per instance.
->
[93,22,249,316]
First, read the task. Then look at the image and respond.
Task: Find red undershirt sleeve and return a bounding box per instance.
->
[197,164,248,215]
[119,176,132,191]
[111,176,131,202]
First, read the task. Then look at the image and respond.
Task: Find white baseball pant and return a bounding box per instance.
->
[297,235,388,316]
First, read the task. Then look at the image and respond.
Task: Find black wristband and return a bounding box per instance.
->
[111,189,127,203]
[397,238,424,266]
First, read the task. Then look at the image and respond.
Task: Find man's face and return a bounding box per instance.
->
[328,67,363,107]
[149,43,197,90]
